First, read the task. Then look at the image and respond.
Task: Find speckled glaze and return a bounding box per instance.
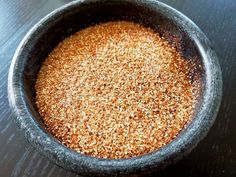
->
[8,0,222,176]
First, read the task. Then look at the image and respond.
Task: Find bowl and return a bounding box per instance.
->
[8,0,222,176]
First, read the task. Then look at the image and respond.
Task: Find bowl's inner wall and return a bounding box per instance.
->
[21,1,204,138]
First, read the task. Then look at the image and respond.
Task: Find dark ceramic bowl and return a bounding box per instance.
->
[8,0,222,176]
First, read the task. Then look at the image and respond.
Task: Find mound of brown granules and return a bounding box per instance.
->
[35,21,197,159]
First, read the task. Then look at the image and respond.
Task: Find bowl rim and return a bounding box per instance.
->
[8,0,222,175]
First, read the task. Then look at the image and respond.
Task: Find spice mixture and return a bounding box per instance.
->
[35,21,196,159]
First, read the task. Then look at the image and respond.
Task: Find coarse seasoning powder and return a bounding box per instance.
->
[35,21,197,159]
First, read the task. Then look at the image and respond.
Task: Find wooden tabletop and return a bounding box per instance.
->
[0,0,235,176]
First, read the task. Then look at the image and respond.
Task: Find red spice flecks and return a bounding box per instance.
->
[35,21,197,159]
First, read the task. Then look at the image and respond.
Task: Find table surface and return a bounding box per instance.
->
[0,0,236,176]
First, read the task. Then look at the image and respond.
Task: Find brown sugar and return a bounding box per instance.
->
[35,21,197,159]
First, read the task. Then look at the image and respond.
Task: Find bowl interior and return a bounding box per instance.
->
[22,0,204,137]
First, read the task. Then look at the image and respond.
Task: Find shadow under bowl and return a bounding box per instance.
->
[8,0,222,176]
